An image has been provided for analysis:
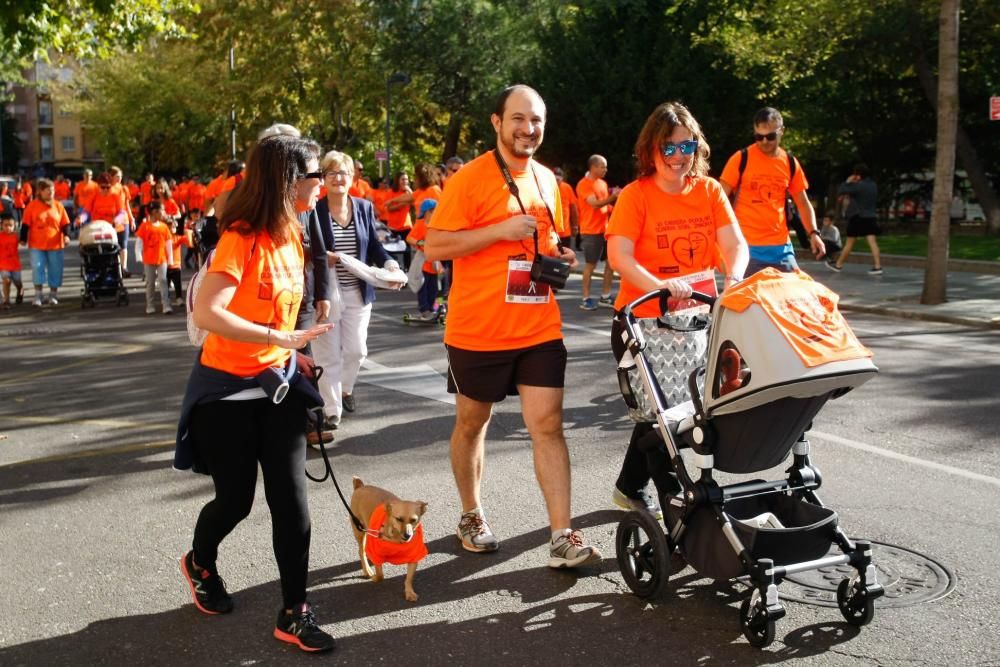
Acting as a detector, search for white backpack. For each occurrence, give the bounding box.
[186,249,215,347]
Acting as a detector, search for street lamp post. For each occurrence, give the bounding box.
[229,46,237,160]
[384,72,410,182]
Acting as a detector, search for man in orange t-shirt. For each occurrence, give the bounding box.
[348,160,373,200]
[552,167,578,248]
[425,84,600,570]
[575,155,619,310]
[719,107,825,275]
[74,169,99,221]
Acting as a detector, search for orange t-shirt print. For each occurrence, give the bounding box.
[606,176,734,319]
[576,176,610,235]
[430,151,564,351]
[199,229,305,377]
[0,233,20,271]
[719,144,808,247]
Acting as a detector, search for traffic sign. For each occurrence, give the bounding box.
[375,149,388,161]
[991,96,1000,121]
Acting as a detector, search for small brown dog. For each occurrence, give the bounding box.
[350,476,428,602]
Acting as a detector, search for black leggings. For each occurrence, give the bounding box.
[190,393,311,609]
[611,317,681,501]
[167,267,183,299]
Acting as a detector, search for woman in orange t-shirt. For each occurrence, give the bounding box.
[20,178,71,306]
[176,134,335,651]
[606,101,748,516]
[383,171,412,234]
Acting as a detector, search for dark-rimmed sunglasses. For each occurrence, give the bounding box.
[298,171,323,180]
[660,140,699,158]
[753,130,781,142]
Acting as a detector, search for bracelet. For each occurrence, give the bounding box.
[809,229,821,237]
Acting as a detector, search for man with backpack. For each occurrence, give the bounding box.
[720,107,825,275]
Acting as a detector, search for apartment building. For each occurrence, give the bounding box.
[8,60,103,179]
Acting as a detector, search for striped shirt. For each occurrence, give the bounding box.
[331,218,361,290]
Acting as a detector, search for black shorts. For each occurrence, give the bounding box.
[446,339,567,403]
[846,215,880,238]
[581,234,606,264]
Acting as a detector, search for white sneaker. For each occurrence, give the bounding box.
[163,307,174,315]
[48,296,59,306]
[146,307,156,315]
[549,529,602,569]
[32,296,43,307]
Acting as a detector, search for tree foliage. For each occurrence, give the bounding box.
[0,0,198,83]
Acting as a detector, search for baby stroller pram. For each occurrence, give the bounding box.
[79,220,129,308]
[613,269,883,648]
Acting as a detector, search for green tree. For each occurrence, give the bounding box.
[0,0,197,83]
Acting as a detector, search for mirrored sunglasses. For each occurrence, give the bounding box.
[661,140,699,158]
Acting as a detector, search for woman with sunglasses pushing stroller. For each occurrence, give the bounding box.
[607,101,748,520]
[607,102,884,647]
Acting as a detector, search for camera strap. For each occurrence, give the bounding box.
[492,148,564,259]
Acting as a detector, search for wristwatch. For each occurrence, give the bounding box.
[809,229,821,238]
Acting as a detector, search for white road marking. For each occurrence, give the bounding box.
[811,429,1000,489]
[359,359,454,405]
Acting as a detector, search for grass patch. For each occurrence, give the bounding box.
[851,231,1000,262]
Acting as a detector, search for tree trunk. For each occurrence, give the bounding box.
[442,111,462,162]
[916,38,1000,235]
[923,0,960,305]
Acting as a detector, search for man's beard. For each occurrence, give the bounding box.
[500,130,541,158]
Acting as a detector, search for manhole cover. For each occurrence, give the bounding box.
[779,540,955,608]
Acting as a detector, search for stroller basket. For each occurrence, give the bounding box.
[674,491,838,581]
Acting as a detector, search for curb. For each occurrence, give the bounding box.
[795,249,1000,275]
[838,302,1000,330]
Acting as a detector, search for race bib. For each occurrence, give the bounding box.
[505,259,550,304]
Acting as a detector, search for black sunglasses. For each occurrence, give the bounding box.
[753,130,781,142]
[298,171,323,180]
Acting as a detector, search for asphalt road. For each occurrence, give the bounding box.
[1,251,998,665]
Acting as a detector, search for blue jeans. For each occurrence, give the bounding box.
[30,248,65,288]
[417,271,438,312]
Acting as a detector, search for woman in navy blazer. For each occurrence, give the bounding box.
[312,151,401,428]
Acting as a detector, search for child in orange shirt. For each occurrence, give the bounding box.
[166,216,193,307]
[136,200,174,314]
[406,200,441,320]
[0,212,24,307]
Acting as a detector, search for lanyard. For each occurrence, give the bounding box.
[491,149,563,258]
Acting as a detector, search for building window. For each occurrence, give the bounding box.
[38,100,53,125]
[61,136,76,152]
[40,134,54,161]
[59,107,73,118]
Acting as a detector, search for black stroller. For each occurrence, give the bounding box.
[613,269,883,648]
[79,221,129,308]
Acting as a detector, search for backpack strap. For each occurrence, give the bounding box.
[730,147,749,204]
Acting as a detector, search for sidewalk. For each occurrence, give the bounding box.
[796,251,1000,329]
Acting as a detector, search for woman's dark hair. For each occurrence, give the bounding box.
[154,179,172,200]
[392,171,409,192]
[220,134,314,244]
[413,163,439,190]
[634,101,710,178]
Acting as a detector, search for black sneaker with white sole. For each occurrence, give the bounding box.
[181,551,233,615]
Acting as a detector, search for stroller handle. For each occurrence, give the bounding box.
[620,288,716,322]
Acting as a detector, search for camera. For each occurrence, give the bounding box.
[531,254,571,290]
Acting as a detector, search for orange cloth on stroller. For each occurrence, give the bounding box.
[364,504,428,566]
[719,269,872,368]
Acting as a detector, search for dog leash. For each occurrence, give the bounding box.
[304,410,380,538]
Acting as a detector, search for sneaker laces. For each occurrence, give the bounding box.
[460,513,485,533]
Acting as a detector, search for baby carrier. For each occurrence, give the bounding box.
[614,269,883,648]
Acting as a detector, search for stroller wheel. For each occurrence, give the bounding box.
[836,578,875,626]
[740,598,776,648]
[615,510,670,599]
